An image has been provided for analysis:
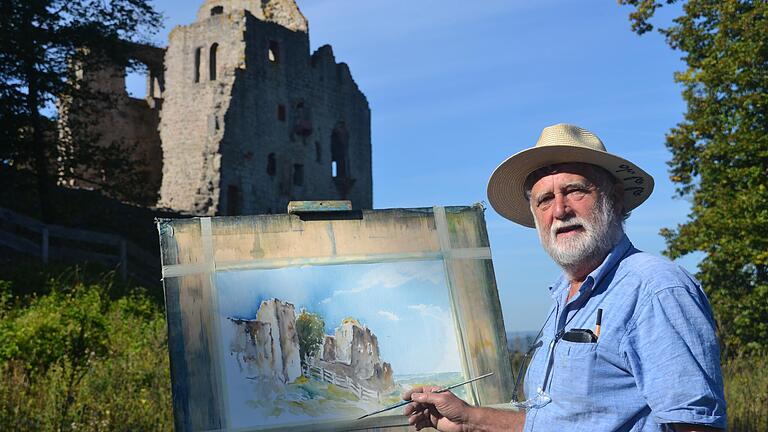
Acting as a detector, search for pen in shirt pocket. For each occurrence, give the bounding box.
[594,308,603,339]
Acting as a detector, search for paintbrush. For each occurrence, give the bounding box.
[356,371,494,420]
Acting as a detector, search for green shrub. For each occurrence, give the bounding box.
[0,268,172,431]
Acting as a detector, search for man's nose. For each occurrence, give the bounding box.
[552,193,571,220]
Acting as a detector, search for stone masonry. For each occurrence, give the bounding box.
[58,43,165,206]
[59,0,372,215]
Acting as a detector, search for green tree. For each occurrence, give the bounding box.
[619,0,768,355]
[0,0,161,219]
[296,310,325,368]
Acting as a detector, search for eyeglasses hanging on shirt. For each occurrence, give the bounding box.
[509,307,600,410]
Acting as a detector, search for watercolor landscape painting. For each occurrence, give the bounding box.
[214,260,466,429]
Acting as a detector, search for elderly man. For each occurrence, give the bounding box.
[403,124,726,431]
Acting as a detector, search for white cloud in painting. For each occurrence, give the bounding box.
[324,261,444,303]
[407,303,448,322]
[377,310,400,321]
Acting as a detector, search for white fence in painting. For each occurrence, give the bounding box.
[307,365,380,402]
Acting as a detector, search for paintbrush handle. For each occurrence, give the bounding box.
[357,372,494,420]
[435,372,494,393]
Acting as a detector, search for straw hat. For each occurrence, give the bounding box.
[487,123,654,227]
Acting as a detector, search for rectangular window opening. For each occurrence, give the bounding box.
[268,40,280,63]
[211,6,224,16]
[293,164,304,186]
[267,153,276,176]
[227,185,241,216]
[331,161,338,178]
[194,48,202,83]
[277,104,286,122]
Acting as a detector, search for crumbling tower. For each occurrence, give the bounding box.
[158,0,373,215]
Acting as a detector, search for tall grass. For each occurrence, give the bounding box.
[722,352,768,431]
[0,266,172,431]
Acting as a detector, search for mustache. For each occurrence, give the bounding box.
[549,217,589,238]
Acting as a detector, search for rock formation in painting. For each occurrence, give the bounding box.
[316,318,395,393]
[228,299,301,384]
[228,299,394,395]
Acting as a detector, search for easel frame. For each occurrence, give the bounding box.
[158,204,513,431]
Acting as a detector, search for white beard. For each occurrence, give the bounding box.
[535,192,624,277]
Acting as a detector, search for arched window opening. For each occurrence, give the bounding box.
[209,43,218,81]
[267,153,276,176]
[194,48,202,82]
[211,5,224,15]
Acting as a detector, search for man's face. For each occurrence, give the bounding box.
[528,163,621,273]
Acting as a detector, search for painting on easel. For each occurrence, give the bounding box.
[157,205,513,432]
[217,260,466,429]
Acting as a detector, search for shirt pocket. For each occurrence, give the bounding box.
[550,339,598,399]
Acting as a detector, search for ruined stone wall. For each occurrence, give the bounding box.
[58,49,164,206]
[160,0,372,215]
[157,12,246,214]
[255,299,301,383]
[196,0,308,32]
[228,318,278,380]
[216,13,372,215]
[318,319,394,393]
[64,0,372,214]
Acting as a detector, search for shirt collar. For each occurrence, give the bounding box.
[547,234,633,300]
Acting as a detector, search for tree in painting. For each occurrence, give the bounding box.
[296,310,325,369]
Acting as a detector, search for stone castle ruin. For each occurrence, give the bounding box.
[317,318,395,394]
[229,299,302,384]
[59,0,372,215]
[228,300,394,396]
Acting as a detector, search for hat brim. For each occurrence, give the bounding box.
[487,145,654,227]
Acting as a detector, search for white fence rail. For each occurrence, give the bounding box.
[308,365,380,402]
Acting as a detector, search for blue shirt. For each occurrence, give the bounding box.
[523,235,726,431]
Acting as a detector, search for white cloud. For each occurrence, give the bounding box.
[377,310,400,321]
[329,261,444,299]
[407,303,448,322]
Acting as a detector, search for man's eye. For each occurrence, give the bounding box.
[567,189,588,200]
[537,196,553,207]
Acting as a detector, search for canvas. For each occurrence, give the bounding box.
[158,205,513,431]
[217,261,467,429]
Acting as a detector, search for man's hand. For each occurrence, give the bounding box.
[402,386,471,432]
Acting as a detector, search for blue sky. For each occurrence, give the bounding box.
[130,1,701,332]
[216,260,463,375]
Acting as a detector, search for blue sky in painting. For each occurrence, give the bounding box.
[216,260,463,375]
[132,1,703,333]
